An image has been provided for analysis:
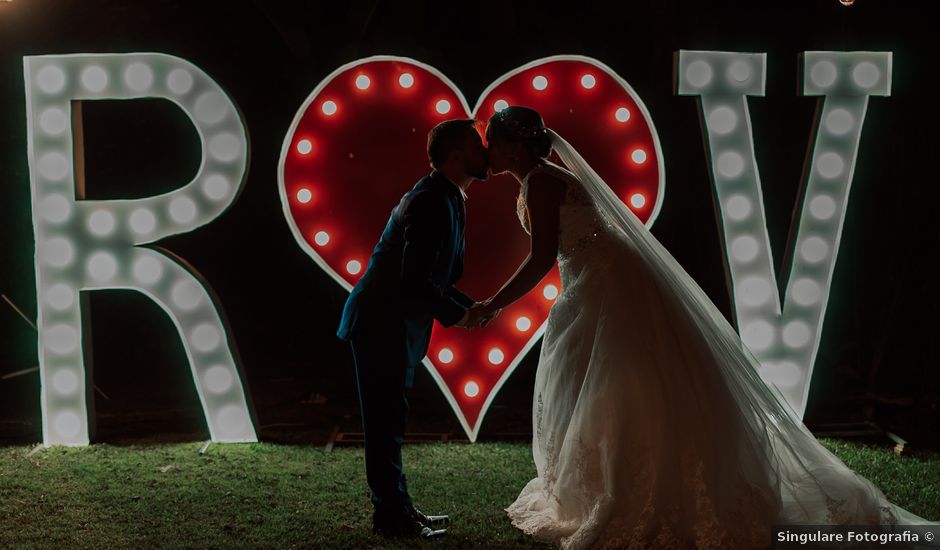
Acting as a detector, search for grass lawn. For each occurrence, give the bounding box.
[1,439,937,549]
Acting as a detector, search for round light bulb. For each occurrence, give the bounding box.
[203,174,231,201]
[191,323,221,352]
[543,284,559,300]
[81,65,108,93]
[54,411,81,438]
[800,236,829,263]
[728,61,752,83]
[630,148,647,165]
[169,197,197,224]
[194,92,230,124]
[167,68,193,95]
[133,256,163,285]
[810,61,838,88]
[88,210,116,236]
[296,188,313,204]
[816,152,844,179]
[129,208,156,235]
[296,139,313,155]
[217,405,248,435]
[36,65,66,94]
[53,370,79,394]
[629,193,646,209]
[39,108,68,136]
[783,321,811,348]
[686,60,713,87]
[809,195,836,220]
[824,108,854,135]
[735,276,773,306]
[708,106,737,135]
[725,194,752,221]
[742,321,775,352]
[88,252,118,282]
[731,235,760,262]
[124,62,154,92]
[791,278,822,306]
[39,194,71,223]
[852,62,880,88]
[717,151,745,178]
[204,365,234,394]
[171,279,204,311]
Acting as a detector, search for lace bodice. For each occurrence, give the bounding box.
[517,162,616,268]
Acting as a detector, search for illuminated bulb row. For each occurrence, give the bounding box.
[41,186,228,237]
[311,71,450,120]
[524,73,600,91]
[741,318,813,353]
[809,60,881,90]
[36,62,155,96]
[44,318,227,358]
[431,284,559,373]
[37,62,236,134]
[731,241,829,307]
[684,59,755,89]
[490,100,631,128]
[758,360,803,389]
[318,96,452,116]
[351,72,416,90]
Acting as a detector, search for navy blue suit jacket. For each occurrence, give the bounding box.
[336,170,475,367]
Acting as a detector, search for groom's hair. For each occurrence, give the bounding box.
[427,119,478,169]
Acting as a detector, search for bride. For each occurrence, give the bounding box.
[468,106,932,549]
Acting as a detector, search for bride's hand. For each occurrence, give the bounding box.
[479,299,501,327]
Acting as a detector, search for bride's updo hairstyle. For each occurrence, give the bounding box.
[486,106,553,159]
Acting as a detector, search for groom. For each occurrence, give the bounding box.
[336,119,495,539]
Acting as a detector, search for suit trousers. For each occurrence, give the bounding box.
[349,330,415,520]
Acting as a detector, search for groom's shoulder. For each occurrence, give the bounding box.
[401,178,449,215]
[413,171,445,191]
[406,173,447,199]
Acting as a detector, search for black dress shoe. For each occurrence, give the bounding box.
[373,517,447,539]
[410,506,451,529]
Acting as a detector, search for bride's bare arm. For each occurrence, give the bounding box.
[484,172,565,312]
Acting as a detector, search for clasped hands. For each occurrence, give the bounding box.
[456,298,501,329]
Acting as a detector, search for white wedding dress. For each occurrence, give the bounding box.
[505,132,933,549]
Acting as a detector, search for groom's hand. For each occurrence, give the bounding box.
[455,305,477,329]
[456,302,500,329]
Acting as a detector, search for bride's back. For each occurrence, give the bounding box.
[520,161,618,275]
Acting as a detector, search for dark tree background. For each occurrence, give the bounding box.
[0,0,937,446]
